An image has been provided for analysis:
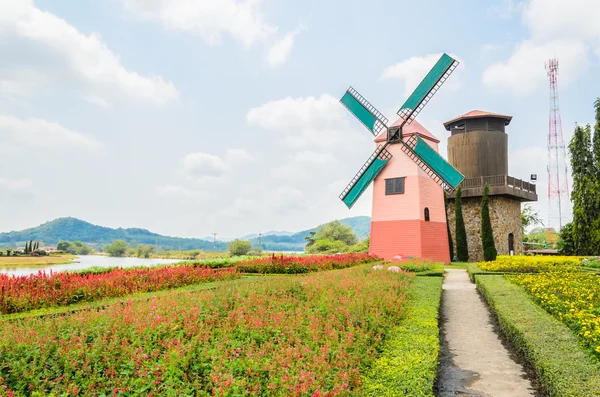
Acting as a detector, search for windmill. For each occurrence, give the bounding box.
[339,53,464,262]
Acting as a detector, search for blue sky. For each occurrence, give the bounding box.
[0,0,598,238]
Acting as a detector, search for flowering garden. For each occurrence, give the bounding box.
[0,265,429,396]
[234,252,379,274]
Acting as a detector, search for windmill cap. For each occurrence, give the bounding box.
[375,117,440,143]
[443,110,512,131]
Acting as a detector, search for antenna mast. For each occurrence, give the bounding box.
[546,58,570,241]
[212,232,218,250]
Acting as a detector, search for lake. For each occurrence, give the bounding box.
[0,255,184,277]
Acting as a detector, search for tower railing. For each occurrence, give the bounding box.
[459,175,537,194]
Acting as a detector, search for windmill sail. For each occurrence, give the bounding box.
[397,54,459,124]
[340,146,392,208]
[340,87,389,136]
[399,135,464,192]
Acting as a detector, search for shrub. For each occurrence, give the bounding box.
[0,265,238,314]
[477,255,583,273]
[481,184,497,261]
[227,239,252,256]
[362,277,442,396]
[454,187,469,262]
[235,253,380,274]
[105,240,127,257]
[477,275,600,396]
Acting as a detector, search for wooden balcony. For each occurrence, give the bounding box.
[446,174,538,202]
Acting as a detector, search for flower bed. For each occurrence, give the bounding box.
[235,253,380,274]
[0,265,239,314]
[0,266,413,396]
[508,271,600,358]
[477,255,583,273]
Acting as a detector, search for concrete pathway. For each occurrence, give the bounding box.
[435,269,536,397]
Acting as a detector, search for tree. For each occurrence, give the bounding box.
[313,221,358,246]
[521,204,543,233]
[454,187,469,262]
[228,239,252,256]
[569,123,596,255]
[444,193,454,261]
[558,222,575,255]
[105,240,128,257]
[304,231,317,248]
[480,184,497,261]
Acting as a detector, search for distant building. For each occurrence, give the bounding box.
[444,110,538,261]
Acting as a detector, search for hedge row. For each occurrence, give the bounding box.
[361,277,442,396]
[476,275,600,396]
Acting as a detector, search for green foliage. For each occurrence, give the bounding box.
[454,187,469,262]
[570,121,600,255]
[227,239,252,256]
[445,194,454,261]
[56,240,93,255]
[135,244,155,258]
[476,276,600,396]
[521,204,543,233]
[105,239,128,257]
[362,277,442,396]
[481,184,497,261]
[305,220,360,254]
[558,222,575,255]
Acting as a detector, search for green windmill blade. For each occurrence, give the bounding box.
[397,53,459,126]
[340,87,389,136]
[340,146,392,208]
[399,135,464,192]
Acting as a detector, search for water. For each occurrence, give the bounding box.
[0,255,184,277]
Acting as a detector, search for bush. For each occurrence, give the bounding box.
[228,239,252,256]
[235,253,380,274]
[481,184,497,261]
[477,275,600,396]
[454,187,469,262]
[105,240,127,257]
[477,255,583,273]
[362,277,442,396]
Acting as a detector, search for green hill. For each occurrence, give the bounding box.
[0,216,371,252]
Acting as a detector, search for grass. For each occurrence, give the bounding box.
[0,254,76,267]
[476,275,600,396]
[361,277,442,397]
[445,262,469,269]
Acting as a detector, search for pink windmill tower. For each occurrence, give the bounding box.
[338,54,464,263]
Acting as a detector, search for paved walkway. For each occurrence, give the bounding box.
[435,269,536,397]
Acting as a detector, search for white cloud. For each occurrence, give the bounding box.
[180,152,228,180]
[0,0,178,105]
[117,0,276,48]
[180,148,254,182]
[523,0,600,41]
[225,148,255,163]
[0,177,35,194]
[247,94,368,150]
[270,163,310,180]
[266,31,297,68]
[293,151,336,164]
[482,40,588,95]
[482,0,599,95]
[0,115,102,151]
[381,53,463,97]
[157,185,205,199]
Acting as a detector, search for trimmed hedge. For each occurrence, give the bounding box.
[476,275,600,396]
[361,277,442,396]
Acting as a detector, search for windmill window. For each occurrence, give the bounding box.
[385,177,405,195]
[424,207,430,221]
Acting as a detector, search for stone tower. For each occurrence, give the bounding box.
[443,110,537,261]
[369,118,451,263]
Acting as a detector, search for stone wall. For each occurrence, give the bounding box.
[446,196,522,262]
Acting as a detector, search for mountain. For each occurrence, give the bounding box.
[0,216,371,252]
[0,217,227,251]
[248,216,371,251]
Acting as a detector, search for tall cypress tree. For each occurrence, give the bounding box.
[444,193,454,261]
[481,184,497,261]
[455,187,469,262]
[569,123,595,255]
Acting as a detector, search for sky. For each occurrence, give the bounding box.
[0,0,599,238]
